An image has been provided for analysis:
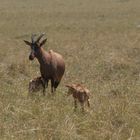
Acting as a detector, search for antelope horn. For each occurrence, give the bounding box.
[31,34,36,43]
[36,33,45,43]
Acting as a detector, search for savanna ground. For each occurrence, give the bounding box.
[0,0,140,139]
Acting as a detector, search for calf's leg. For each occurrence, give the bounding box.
[74,98,78,111]
[87,98,90,107]
[80,102,85,112]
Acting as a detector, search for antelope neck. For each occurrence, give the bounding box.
[36,48,46,65]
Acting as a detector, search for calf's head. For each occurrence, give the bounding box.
[65,84,77,96]
[24,34,47,60]
[29,77,43,93]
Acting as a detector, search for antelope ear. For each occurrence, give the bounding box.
[65,84,75,90]
[65,84,71,88]
[24,40,31,46]
[40,38,47,47]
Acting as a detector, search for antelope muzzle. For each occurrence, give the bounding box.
[29,53,35,60]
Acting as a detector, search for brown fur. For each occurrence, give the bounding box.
[65,84,90,111]
[24,34,65,95]
[29,76,44,93]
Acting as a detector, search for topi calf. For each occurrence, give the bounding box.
[29,76,44,94]
[65,83,90,112]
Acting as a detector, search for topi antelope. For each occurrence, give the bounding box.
[65,83,90,112]
[24,34,65,95]
[29,76,44,93]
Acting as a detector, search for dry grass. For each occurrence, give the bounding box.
[0,0,140,139]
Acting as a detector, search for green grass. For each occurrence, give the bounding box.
[0,0,140,139]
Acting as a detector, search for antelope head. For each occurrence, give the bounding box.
[24,33,47,60]
[65,84,76,96]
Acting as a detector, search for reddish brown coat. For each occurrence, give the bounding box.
[66,83,90,111]
[24,34,65,95]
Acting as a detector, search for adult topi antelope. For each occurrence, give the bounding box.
[24,34,65,95]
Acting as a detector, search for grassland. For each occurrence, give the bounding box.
[0,0,140,139]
